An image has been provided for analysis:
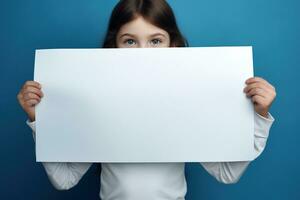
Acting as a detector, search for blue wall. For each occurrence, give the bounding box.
[1,0,299,199]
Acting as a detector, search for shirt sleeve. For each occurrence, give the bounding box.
[26,119,93,190]
[200,112,275,184]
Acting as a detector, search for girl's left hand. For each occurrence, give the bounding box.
[243,77,276,118]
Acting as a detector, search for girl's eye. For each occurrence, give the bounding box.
[124,39,136,46]
[150,39,162,46]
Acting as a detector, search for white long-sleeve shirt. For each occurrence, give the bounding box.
[26,112,274,200]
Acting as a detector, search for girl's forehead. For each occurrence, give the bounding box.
[117,16,169,37]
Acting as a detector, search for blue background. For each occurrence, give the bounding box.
[1,0,299,199]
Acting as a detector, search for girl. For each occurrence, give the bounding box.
[17,0,276,199]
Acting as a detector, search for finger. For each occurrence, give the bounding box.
[23,81,42,90]
[17,92,23,100]
[25,99,39,106]
[23,92,41,102]
[245,77,267,84]
[246,87,268,98]
[245,77,274,89]
[251,95,266,105]
[23,86,44,98]
[244,82,273,94]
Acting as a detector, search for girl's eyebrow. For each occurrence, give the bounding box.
[148,33,167,38]
[119,33,136,38]
[119,33,167,38]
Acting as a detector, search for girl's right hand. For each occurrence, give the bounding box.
[17,81,44,122]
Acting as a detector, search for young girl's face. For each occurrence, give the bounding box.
[116,16,171,48]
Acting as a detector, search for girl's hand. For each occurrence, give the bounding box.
[244,77,276,118]
[17,81,44,122]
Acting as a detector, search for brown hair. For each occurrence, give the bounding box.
[102,0,188,48]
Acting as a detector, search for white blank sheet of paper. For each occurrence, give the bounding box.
[34,47,254,162]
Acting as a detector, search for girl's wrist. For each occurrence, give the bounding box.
[28,115,35,122]
[257,110,269,118]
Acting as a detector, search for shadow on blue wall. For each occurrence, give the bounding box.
[1,0,299,199]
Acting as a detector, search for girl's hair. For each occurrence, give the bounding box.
[102,0,188,48]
